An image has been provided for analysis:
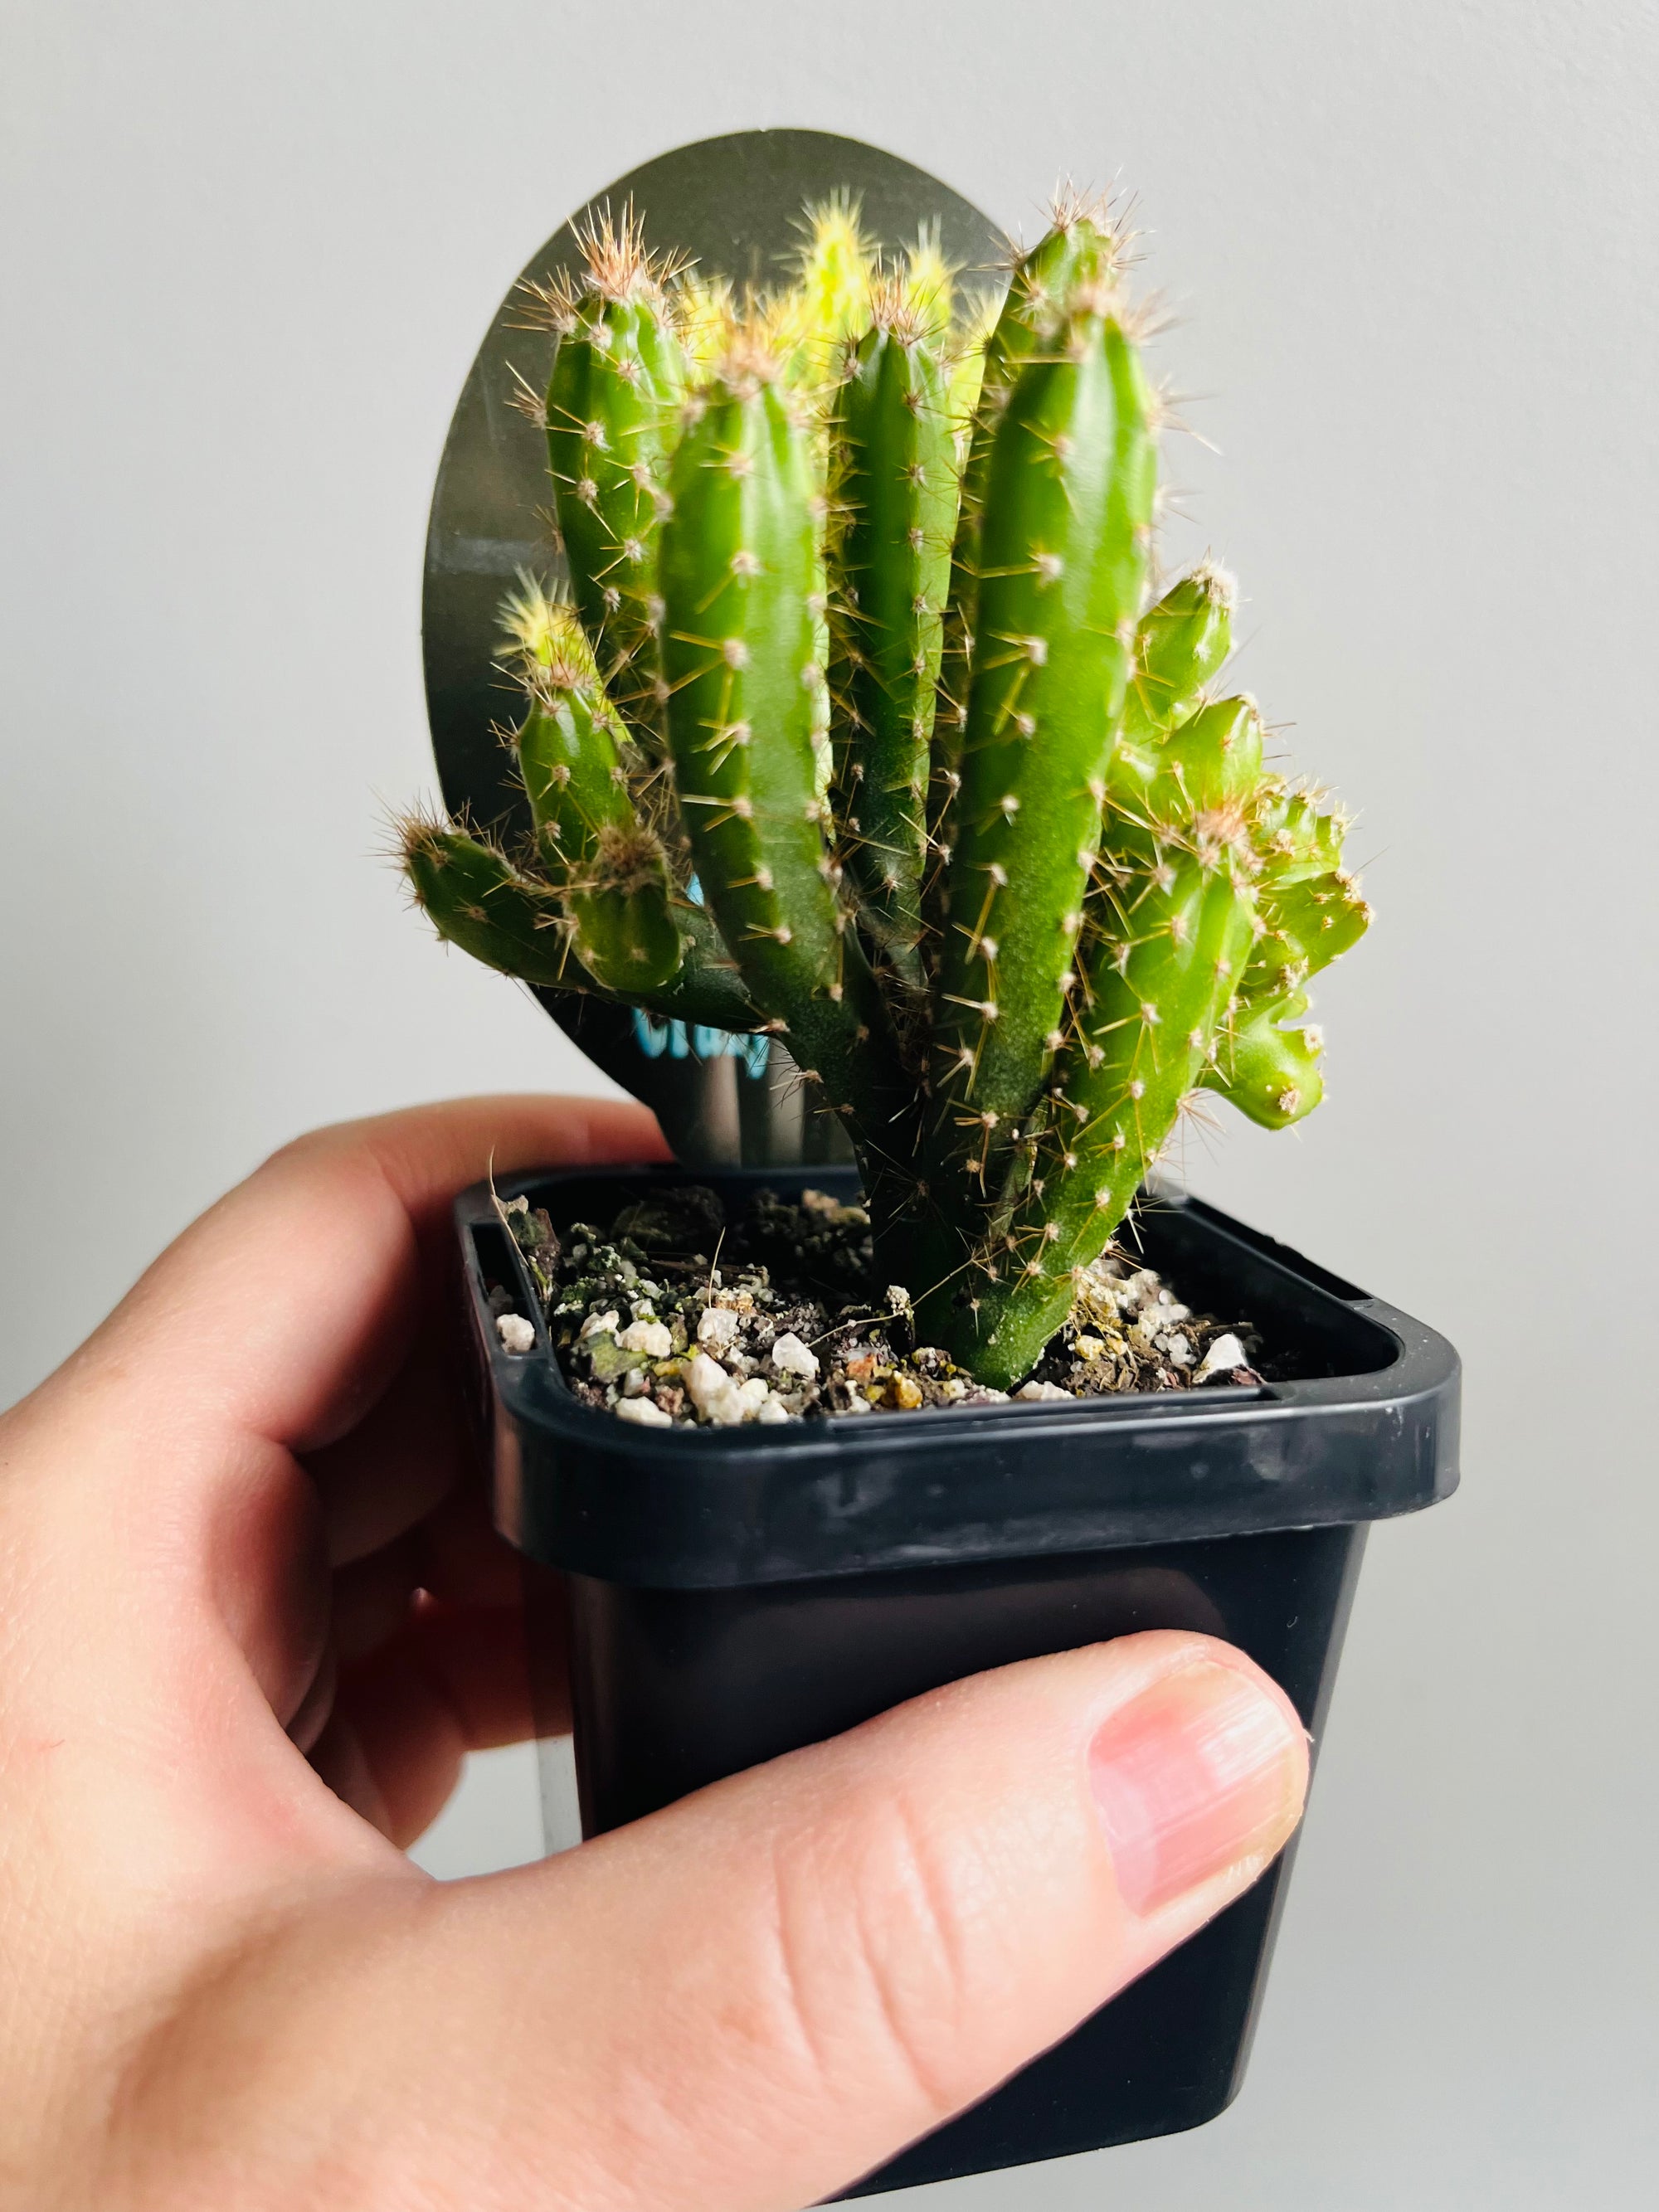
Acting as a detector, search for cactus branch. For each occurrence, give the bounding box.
[933,203,1125,784]
[504,595,681,994]
[825,299,955,984]
[928,852,1257,1384]
[1210,987,1326,1127]
[927,289,1155,1169]
[543,216,685,737]
[401,816,760,1033]
[659,343,905,1148]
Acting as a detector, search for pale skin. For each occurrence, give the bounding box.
[0,1097,1309,2211]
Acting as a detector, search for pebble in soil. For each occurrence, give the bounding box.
[490,1186,1262,1431]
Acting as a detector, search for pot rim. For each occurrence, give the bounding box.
[458,1164,1461,1587]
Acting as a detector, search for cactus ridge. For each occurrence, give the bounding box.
[402,187,1371,1387]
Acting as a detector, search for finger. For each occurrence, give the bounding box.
[120,1632,1308,2211]
[311,1599,542,1844]
[44,1093,667,1459]
[407,1482,526,1612]
[311,1379,535,1575]
[331,1538,424,1663]
[304,1339,468,1567]
[0,1098,653,1822]
[332,1490,527,1659]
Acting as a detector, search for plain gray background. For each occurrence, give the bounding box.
[3,1,1656,2204]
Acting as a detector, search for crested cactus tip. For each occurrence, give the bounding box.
[402,177,1370,1388]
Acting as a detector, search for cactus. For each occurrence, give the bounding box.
[401,192,1370,1388]
[521,207,685,741]
[925,285,1155,1182]
[825,279,956,986]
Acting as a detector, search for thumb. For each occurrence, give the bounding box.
[120,1631,1308,2211]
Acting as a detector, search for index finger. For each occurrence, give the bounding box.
[46,1093,668,1456]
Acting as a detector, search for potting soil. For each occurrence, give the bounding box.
[492,1184,1261,1430]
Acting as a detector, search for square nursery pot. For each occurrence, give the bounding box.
[457,1164,1459,2199]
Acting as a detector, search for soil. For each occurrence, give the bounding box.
[490,1184,1262,1430]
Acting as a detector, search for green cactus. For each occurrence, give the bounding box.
[926,286,1155,1185]
[825,281,956,986]
[402,816,758,1033]
[401,192,1371,1388]
[1116,562,1236,761]
[656,335,898,1137]
[1200,780,1371,1132]
[933,197,1124,775]
[527,207,687,739]
[503,589,682,993]
[922,707,1262,1378]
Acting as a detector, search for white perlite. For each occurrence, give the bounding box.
[494,1313,536,1354]
[684,1350,770,1426]
[683,1349,731,1415]
[578,1308,620,1342]
[696,1305,742,1351]
[618,1318,672,1357]
[721,1378,772,1425]
[615,1395,673,1427]
[1194,1331,1249,1383]
[1015,1379,1072,1403]
[770,1331,820,1379]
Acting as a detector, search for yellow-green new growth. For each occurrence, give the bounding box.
[401,188,1371,1388]
[505,588,680,993]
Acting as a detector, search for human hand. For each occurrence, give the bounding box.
[0,1097,1309,2211]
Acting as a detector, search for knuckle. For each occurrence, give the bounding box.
[765,1787,976,2125]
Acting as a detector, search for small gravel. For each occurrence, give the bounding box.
[489,1186,1262,1432]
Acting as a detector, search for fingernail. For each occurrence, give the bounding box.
[1089,1660,1306,1918]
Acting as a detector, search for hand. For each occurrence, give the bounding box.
[0,1097,1309,2212]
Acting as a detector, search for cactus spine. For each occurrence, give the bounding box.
[402,192,1371,1388]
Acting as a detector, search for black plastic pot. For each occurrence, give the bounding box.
[458,1164,1459,2198]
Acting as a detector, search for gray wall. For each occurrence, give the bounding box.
[4,3,1656,2203]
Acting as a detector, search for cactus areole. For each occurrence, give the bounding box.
[403,190,1371,1392]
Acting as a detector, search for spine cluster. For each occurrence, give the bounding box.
[402,192,1371,1388]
